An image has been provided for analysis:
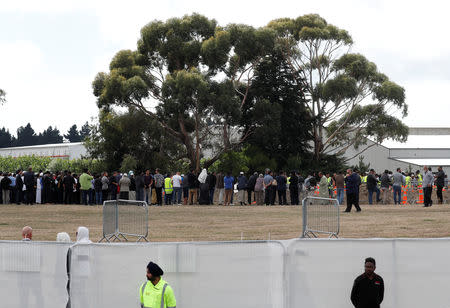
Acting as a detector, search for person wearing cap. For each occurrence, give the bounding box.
[140,261,176,308]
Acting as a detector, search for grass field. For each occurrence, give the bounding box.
[1,203,450,242]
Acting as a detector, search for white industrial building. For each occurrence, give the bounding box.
[344,127,450,174]
[0,142,87,159]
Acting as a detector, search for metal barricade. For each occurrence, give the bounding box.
[99,200,149,242]
[301,196,340,238]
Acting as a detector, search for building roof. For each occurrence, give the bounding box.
[0,142,84,150]
[382,135,450,149]
[395,158,450,167]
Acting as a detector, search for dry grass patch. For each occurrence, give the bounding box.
[1,203,450,242]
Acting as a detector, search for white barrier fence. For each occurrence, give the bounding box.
[2,238,450,307]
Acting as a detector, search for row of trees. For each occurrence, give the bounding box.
[91,13,408,173]
[0,122,91,148]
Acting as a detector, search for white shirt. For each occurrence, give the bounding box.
[172,174,182,188]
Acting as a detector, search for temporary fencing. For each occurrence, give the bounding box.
[99,200,149,242]
[302,196,340,238]
[3,238,450,307]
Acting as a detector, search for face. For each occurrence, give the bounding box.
[364,261,375,276]
[146,269,156,282]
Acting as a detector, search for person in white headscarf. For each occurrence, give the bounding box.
[198,169,207,184]
[76,226,92,244]
[56,232,71,242]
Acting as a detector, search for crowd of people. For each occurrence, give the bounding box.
[0,165,447,210]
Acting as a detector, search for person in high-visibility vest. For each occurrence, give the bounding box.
[405,174,411,188]
[140,262,176,308]
[416,171,423,186]
[164,174,173,205]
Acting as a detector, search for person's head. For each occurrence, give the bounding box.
[176,171,180,175]
[370,169,375,174]
[76,226,92,243]
[28,167,32,172]
[423,165,428,172]
[83,168,88,174]
[155,168,160,174]
[239,171,244,176]
[146,261,164,283]
[259,174,263,178]
[123,173,128,177]
[438,166,443,171]
[346,169,352,175]
[145,169,150,175]
[396,168,401,173]
[22,226,32,240]
[364,257,376,276]
[226,171,231,176]
[56,232,71,242]
[113,171,118,176]
[318,172,323,177]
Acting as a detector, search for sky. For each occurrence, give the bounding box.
[0,0,449,136]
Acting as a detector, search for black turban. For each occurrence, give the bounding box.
[147,262,164,276]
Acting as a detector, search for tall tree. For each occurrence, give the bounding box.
[85,108,183,172]
[16,123,37,146]
[37,126,63,144]
[64,125,82,142]
[79,122,91,140]
[268,14,408,163]
[243,49,312,170]
[0,89,5,105]
[92,13,275,171]
[0,127,13,148]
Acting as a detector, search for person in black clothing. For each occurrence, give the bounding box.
[435,166,445,204]
[1,173,12,204]
[109,171,118,201]
[42,172,53,204]
[366,169,380,205]
[15,170,24,205]
[23,167,35,205]
[351,257,384,308]
[289,171,299,205]
[63,172,75,204]
[207,172,216,204]
[247,172,257,205]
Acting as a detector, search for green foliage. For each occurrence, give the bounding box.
[268,14,408,162]
[92,13,277,171]
[0,155,51,172]
[120,154,137,174]
[85,108,182,173]
[208,151,249,175]
[0,156,107,174]
[351,156,371,174]
[0,89,6,105]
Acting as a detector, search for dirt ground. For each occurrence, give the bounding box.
[1,202,450,242]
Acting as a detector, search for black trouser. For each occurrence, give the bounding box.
[25,185,34,204]
[345,193,361,212]
[102,190,109,202]
[290,187,299,205]
[265,187,273,205]
[424,186,433,206]
[155,187,163,205]
[247,189,253,204]
[64,189,72,204]
[277,189,287,205]
[16,188,23,204]
[436,184,443,203]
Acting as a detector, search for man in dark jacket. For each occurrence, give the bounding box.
[247,172,257,205]
[366,169,380,205]
[15,170,23,205]
[344,169,361,212]
[435,166,445,204]
[207,172,216,204]
[351,257,384,308]
[289,171,299,205]
[23,167,35,205]
[237,172,248,205]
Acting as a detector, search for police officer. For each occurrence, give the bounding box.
[351,257,384,308]
[140,262,176,308]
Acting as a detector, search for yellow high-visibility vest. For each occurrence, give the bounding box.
[164,177,173,194]
[140,278,176,308]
